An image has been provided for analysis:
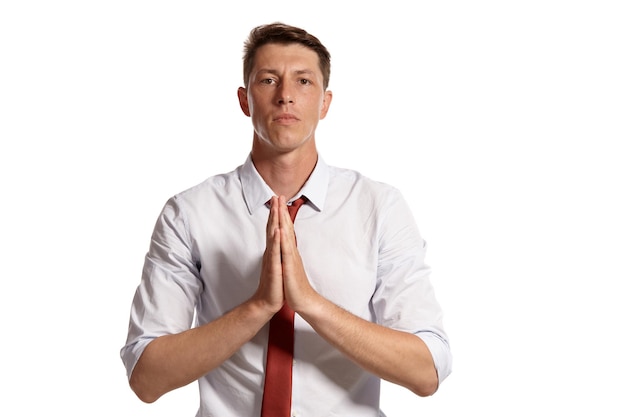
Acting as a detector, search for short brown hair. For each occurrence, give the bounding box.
[242,22,331,90]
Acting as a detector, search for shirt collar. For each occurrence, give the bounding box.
[240,153,329,215]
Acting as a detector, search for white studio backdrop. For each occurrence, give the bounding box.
[1,1,625,416]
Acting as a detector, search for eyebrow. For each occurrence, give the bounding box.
[256,69,316,77]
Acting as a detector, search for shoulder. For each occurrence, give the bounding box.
[327,164,402,200]
[171,166,241,204]
[322,163,411,224]
[153,167,243,225]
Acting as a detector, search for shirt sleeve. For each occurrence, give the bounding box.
[119,196,202,379]
[371,188,452,383]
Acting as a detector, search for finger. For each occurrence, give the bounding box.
[277,196,295,236]
[271,222,282,266]
[258,216,285,310]
[268,197,283,282]
[280,225,309,310]
[266,196,279,246]
[279,204,299,272]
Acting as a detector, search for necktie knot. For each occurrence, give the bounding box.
[287,196,307,222]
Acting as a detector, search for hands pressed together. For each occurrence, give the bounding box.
[255,195,319,317]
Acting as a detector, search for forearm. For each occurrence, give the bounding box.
[130,299,274,403]
[299,295,439,397]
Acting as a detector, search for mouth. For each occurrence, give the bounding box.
[273,114,299,123]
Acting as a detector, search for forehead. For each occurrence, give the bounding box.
[253,43,321,73]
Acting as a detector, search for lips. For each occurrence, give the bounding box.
[273,113,299,122]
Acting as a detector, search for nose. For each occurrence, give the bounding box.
[276,83,294,105]
[278,96,293,105]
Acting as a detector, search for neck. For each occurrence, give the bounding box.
[251,145,318,200]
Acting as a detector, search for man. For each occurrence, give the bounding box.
[121,22,451,416]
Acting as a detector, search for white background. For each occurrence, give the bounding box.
[1,1,625,416]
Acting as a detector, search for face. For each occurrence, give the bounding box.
[238,43,332,156]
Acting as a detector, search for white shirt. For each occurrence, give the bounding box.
[121,155,451,417]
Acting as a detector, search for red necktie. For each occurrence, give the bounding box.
[260,197,306,417]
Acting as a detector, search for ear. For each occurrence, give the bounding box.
[237,87,250,117]
[319,90,333,120]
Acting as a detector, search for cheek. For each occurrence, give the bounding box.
[251,112,271,136]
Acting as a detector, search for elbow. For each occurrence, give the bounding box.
[129,369,163,404]
[408,365,439,397]
[131,387,161,404]
[410,376,439,397]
